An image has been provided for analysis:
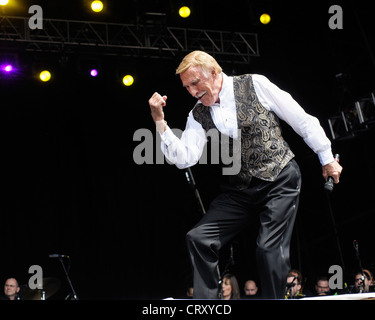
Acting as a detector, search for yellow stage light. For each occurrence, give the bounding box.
[0,0,9,6]
[122,75,134,86]
[179,6,191,18]
[91,1,103,13]
[260,13,271,25]
[39,70,51,82]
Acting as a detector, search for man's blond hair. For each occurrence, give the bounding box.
[176,51,222,77]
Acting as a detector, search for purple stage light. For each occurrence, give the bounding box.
[1,64,14,72]
[90,69,98,77]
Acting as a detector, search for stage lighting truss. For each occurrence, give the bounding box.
[328,92,375,140]
[0,16,259,64]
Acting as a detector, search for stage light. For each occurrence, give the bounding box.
[90,69,98,77]
[91,1,103,13]
[260,13,271,24]
[260,13,271,25]
[39,70,51,82]
[122,75,134,86]
[179,6,191,18]
[0,0,10,6]
[1,64,13,72]
[0,63,18,79]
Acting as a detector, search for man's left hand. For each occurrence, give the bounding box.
[322,160,343,184]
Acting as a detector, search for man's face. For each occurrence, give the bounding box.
[4,279,19,298]
[315,280,330,294]
[180,66,222,107]
[244,282,257,295]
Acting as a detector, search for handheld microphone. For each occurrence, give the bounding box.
[49,254,69,258]
[324,154,340,193]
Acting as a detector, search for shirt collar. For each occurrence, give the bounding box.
[215,72,233,108]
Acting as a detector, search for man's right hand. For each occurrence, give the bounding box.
[149,92,167,122]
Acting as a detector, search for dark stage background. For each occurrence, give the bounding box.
[1,0,374,299]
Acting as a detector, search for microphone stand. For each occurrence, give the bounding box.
[185,168,206,214]
[184,167,228,298]
[324,154,345,271]
[222,245,235,275]
[219,243,235,298]
[58,257,79,300]
[353,241,366,293]
[325,192,345,270]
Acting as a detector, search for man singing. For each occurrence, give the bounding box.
[148,51,342,299]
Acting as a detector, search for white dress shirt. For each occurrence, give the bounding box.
[159,73,334,169]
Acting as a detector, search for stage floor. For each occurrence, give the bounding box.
[302,292,375,300]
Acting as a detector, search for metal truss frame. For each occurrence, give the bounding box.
[328,92,375,140]
[0,16,259,64]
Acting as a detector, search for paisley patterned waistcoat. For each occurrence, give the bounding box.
[192,74,294,190]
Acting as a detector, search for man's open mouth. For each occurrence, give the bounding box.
[197,92,206,99]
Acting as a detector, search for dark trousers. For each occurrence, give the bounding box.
[186,160,302,299]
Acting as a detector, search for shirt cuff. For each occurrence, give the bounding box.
[318,148,335,166]
[158,126,174,146]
